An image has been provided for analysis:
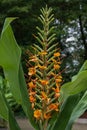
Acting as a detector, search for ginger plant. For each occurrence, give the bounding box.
[27,6,62,130]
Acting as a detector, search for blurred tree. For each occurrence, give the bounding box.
[0,0,87,82]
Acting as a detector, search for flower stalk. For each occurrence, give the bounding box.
[27,6,62,130]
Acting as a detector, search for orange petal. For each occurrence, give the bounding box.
[28,82,36,89]
[48,103,59,111]
[29,55,38,62]
[40,80,48,86]
[41,91,47,100]
[29,95,36,103]
[44,113,51,119]
[28,67,36,75]
[55,78,62,83]
[38,65,46,70]
[40,51,47,55]
[34,109,42,119]
[54,64,60,69]
[54,52,60,57]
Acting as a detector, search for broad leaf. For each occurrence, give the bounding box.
[0,91,21,130]
[61,70,87,100]
[66,91,87,130]
[79,60,87,72]
[72,60,87,81]
[0,18,21,103]
[0,18,39,130]
[52,94,80,130]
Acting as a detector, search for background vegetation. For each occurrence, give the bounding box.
[0,0,87,83]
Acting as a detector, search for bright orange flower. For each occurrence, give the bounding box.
[29,55,38,62]
[56,83,60,87]
[34,109,42,119]
[55,93,60,98]
[29,95,36,103]
[28,82,36,89]
[40,80,48,86]
[29,91,36,96]
[52,87,60,93]
[54,52,60,57]
[58,75,62,79]
[44,113,51,119]
[54,64,60,69]
[48,103,59,111]
[50,72,55,76]
[51,58,57,63]
[41,91,47,100]
[40,51,47,55]
[38,65,46,70]
[52,87,60,98]
[55,78,62,83]
[28,67,36,75]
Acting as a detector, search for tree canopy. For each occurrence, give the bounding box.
[0,0,87,81]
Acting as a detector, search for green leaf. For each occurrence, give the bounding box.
[52,94,80,130]
[61,70,87,100]
[8,110,21,130]
[18,64,39,130]
[0,91,21,130]
[0,18,21,103]
[79,60,87,72]
[72,60,87,81]
[66,91,87,130]
[0,18,39,130]
[0,91,8,120]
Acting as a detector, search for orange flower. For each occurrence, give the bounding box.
[55,75,62,84]
[29,55,38,62]
[40,80,48,86]
[58,75,62,79]
[56,83,60,87]
[55,93,60,98]
[55,78,62,83]
[48,103,59,111]
[52,87,60,93]
[51,58,57,63]
[38,65,46,70]
[54,64,60,69]
[54,52,60,57]
[29,95,36,103]
[28,67,36,75]
[44,113,51,119]
[40,51,47,55]
[28,82,36,89]
[41,91,47,100]
[29,91,36,96]
[52,87,60,98]
[34,109,42,119]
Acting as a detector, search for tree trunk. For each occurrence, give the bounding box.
[79,15,87,60]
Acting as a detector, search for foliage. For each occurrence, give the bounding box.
[0,0,87,82]
[0,76,20,111]
[0,6,87,130]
